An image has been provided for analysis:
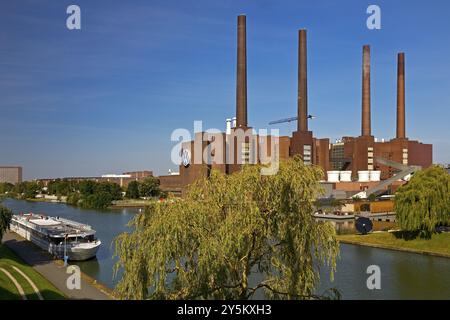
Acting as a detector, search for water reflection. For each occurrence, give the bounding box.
[73,258,101,279]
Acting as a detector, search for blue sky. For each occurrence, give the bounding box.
[1,0,449,180]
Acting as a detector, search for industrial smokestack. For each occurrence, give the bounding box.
[361,45,371,137]
[396,52,406,139]
[236,15,247,128]
[298,29,308,132]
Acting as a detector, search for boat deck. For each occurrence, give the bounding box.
[13,214,95,237]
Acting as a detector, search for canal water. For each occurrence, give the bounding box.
[2,198,449,299]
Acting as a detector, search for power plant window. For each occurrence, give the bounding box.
[241,142,250,164]
[303,145,312,164]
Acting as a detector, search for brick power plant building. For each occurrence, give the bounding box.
[160,15,432,195]
[328,47,432,182]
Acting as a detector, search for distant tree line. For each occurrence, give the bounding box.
[65,180,123,209]
[0,177,164,210]
[0,181,41,199]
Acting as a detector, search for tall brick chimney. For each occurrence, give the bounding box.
[298,29,308,132]
[236,15,247,128]
[290,29,314,162]
[361,45,371,137]
[396,52,406,139]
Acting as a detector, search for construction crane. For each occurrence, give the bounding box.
[268,115,315,125]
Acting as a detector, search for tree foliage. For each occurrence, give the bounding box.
[126,181,140,199]
[126,178,162,199]
[94,182,123,200]
[12,181,40,199]
[138,177,161,198]
[395,166,450,234]
[47,179,76,196]
[66,192,82,206]
[114,156,339,300]
[0,183,14,194]
[48,180,123,209]
[78,180,96,197]
[0,206,12,240]
[82,192,114,209]
[73,182,123,209]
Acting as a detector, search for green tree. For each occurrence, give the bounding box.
[66,192,82,206]
[79,180,96,197]
[395,166,450,235]
[111,183,123,200]
[0,206,12,240]
[13,181,40,199]
[82,192,114,210]
[59,180,123,209]
[126,181,140,199]
[0,183,14,194]
[25,182,40,199]
[95,182,122,201]
[12,182,26,195]
[138,177,160,198]
[114,157,339,300]
[47,179,74,196]
[159,190,168,199]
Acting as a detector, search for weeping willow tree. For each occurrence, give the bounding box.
[114,156,339,300]
[395,166,450,234]
[0,205,12,240]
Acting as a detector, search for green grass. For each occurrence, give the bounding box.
[111,199,157,207]
[337,232,450,257]
[0,244,66,300]
[0,268,19,300]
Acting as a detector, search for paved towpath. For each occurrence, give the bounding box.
[2,232,113,300]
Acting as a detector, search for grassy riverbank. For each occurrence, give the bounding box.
[337,232,450,258]
[0,244,66,300]
[111,199,157,208]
